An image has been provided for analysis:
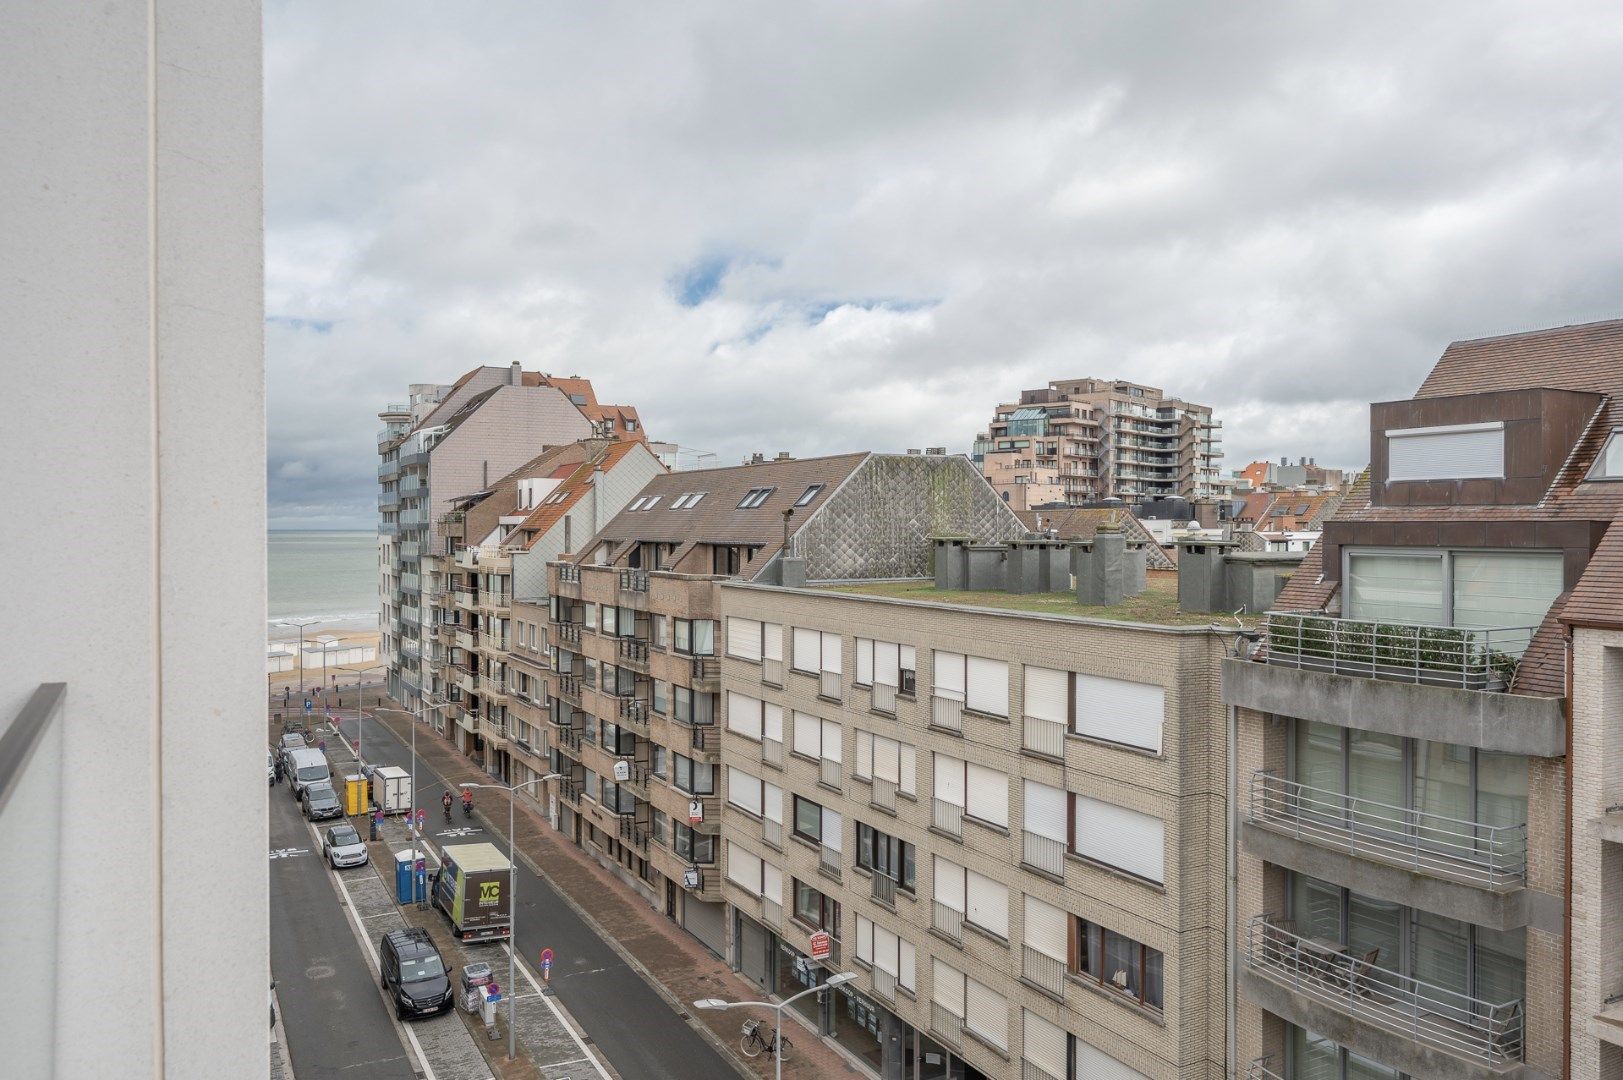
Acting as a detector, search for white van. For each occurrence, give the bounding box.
[286,747,331,799]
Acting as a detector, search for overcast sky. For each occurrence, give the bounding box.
[267,1,1623,528]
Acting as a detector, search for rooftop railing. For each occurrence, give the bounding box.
[618,569,649,593]
[1245,914,1524,1066]
[1250,771,1527,888]
[1264,611,1536,691]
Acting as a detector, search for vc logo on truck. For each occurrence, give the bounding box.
[479,881,502,903]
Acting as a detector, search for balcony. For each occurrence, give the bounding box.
[1021,830,1064,878]
[1021,945,1065,1000]
[453,587,479,613]
[870,870,897,908]
[761,658,784,688]
[618,815,650,853]
[616,637,650,668]
[932,799,963,838]
[819,757,841,790]
[1022,715,1064,758]
[556,564,582,586]
[453,669,480,696]
[818,844,842,881]
[1245,1059,1284,1080]
[480,590,510,616]
[690,656,720,689]
[555,727,583,755]
[617,695,649,728]
[818,670,841,701]
[1246,771,1531,930]
[762,816,782,849]
[1263,612,1535,692]
[761,736,783,769]
[870,777,898,814]
[555,674,582,703]
[930,695,963,734]
[870,681,897,715]
[556,621,581,645]
[378,490,399,510]
[618,569,649,593]
[1242,915,1523,1074]
[933,902,963,942]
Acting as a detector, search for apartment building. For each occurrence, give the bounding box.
[1223,319,1623,1080]
[717,581,1234,1080]
[535,453,1023,960]
[378,364,644,714]
[425,438,665,769]
[973,379,1223,506]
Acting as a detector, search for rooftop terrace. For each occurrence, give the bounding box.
[812,570,1259,628]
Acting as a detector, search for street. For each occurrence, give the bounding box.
[268,771,416,1080]
[336,712,738,1080]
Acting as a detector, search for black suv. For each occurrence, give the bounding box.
[379,928,453,1019]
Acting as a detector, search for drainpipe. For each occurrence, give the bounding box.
[1564,630,1574,1080]
[1227,700,1238,1080]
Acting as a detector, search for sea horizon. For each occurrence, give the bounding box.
[268,529,379,629]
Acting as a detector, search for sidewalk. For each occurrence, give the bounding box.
[369,707,864,1080]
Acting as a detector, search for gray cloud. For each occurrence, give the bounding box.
[267,0,1623,527]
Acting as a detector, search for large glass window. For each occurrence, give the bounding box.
[1345,549,1562,634]
[1346,553,1444,624]
[793,796,824,843]
[1071,917,1163,1011]
[856,822,916,892]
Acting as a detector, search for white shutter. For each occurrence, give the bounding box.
[900,645,916,672]
[873,736,900,783]
[964,978,1007,1051]
[966,762,1008,827]
[762,703,783,743]
[1024,895,1067,961]
[873,924,900,976]
[727,844,762,893]
[1024,666,1069,723]
[762,623,783,662]
[935,651,965,698]
[822,808,843,852]
[855,731,873,779]
[934,857,965,911]
[1024,779,1067,843]
[966,870,1008,937]
[761,862,783,903]
[966,656,1009,716]
[792,627,820,672]
[1073,794,1164,884]
[1387,422,1504,481]
[1074,674,1163,753]
[899,938,916,990]
[935,754,966,807]
[856,640,874,686]
[1023,1011,1068,1079]
[763,782,783,823]
[727,618,762,661]
[856,914,874,963]
[820,633,842,674]
[875,641,900,686]
[793,712,820,758]
[1074,1041,1151,1080]
[933,960,965,1012]
[727,692,762,740]
[900,745,917,795]
[821,718,841,763]
[728,769,762,816]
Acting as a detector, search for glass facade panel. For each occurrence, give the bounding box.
[1296,720,1345,796]
[1292,874,1341,940]
[1451,552,1562,630]
[1348,729,1405,831]
[1476,751,1529,833]
[1346,553,1445,624]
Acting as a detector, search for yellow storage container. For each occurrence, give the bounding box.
[344,775,370,816]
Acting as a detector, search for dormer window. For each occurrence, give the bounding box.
[1587,430,1623,480]
[737,487,774,509]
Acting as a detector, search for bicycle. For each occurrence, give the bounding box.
[740,1019,793,1062]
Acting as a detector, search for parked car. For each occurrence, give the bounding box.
[267,749,276,786]
[285,747,331,798]
[278,732,307,752]
[301,782,342,821]
[323,823,368,869]
[380,927,454,1020]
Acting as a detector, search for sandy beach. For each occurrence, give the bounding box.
[266,624,383,693]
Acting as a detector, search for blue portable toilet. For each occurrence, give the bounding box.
[394,850,414,904]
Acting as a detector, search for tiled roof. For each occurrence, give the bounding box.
[586,452,871,552]
[1417,318,1623,398]
[1514,591,1569,696]
[1014,507,1176,570]
[1561,516,1623,630]
[503,440,650,551]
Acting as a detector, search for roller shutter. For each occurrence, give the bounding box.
[935,754,965,807]
[856,732,873,779]
[761,862,783,904]
[1023,1011,1068,1080]
[762,623,783,662]
[727,844,762,893]
[1387,422,1504,481]
[934,857,965,911]
[762,782,783,824]
[933,960,965,1012]
[1024,895,1067,961]
[762,703,783,743]
[966,762,1008,827]
[728,769,762,816]
[1074,674,1163,753]
[935,652,965,699]
[792,627,820,671]
[820,633,842,674]
[727,618,762,661]
[1073,794,1164,884]
[965,870,1008,937]
[727,692,762,740]
[1024,666,1069,723]
[1074,1041,1150,1080]
[1024,779,1067,843]
[793,712,820,758]
[856,640,874,685]
[966,656,1009,716]
[964,977,1007,1050]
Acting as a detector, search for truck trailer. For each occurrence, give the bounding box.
[431,842,512,943]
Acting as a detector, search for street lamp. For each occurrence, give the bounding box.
[411,696,456,910]
[338,662,385,774]
[459,773,563,1062]
[275,617,323,694]
[694,970,857,1080]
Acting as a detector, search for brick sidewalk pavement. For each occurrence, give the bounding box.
[368,708,865,1080]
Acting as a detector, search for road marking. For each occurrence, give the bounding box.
[436,826,482,838]
[270,847,309,859]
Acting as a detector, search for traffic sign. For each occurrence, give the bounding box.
[540,948,554,964]
[304,699,313,713]
[809,930,832,961]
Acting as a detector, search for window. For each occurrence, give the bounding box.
[737,486,775,509]
[932,961,1008,1052]
[934,857,1007,938]
[652,615,667,649]
[725,617,783,663]
[673,687,717,726]
[651,809,667,845]
[673,823,713,863]
[651,745,668,780]
[854,638,918,693]
[792,712,840,764]
[1070,794,1164,884]
[854,731,916,795]
[933,754,1007,828]
[793,878,840,933]
[601,605,617,636]
[793,484,824,508]
[857,822,916,891]
[673,619,715,655]
[639,495,661,511]
[724,843,782,900]
[934,651,1008,716]
[791,627,842,675]
[673,754,714,795]
[1386,422,1504,481]
[793,795,824,843]
[652,679,669,715]
[1025,665,1164,753]
[1071,916,1164,1011]
[1588,431,1623,480]
[727,767,764,817]
[854,915,915,992]
[670,492,707,510]
[1344,549,1563,636]
[1023,1011,1068,1080]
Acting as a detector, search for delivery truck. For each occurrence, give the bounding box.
[370,765,411,815]
[431,842,513,943]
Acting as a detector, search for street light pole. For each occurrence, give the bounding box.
[412,697,454,910]
[339,663,384,774]
[275,617,322,695]
[461,774,563,1062]
[694,971,857,1080]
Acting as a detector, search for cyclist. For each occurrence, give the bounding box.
[461,787,473,818]
[441,790,453,823]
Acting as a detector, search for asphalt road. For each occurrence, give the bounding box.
[338,712,737,1080]
[268,775,416,1080]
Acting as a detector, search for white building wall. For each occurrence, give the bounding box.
[1,2,265,1077]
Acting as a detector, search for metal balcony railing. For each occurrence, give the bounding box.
[931,695,963,733]
[871,967,897,1003]
[1246,1057,1285,1080]
[762,817,782,849]
[818,671,842,701]
[760,895,782,928]
[761,736,783,768]
[819,844,842,881]
[1021,945,1065,999]
[556,565,581,585]
[931,1003,963,1049]
[618,815,649,852]
[870,777,898,813]
[932,799,963,838]
[761,657,784,687]
[1263,611,1537,690]
[1251,771,1527,887]
[819,757,841,789]
[555,674,582,702]
[618,569,649,593]
[1245,915,1524,1066]
[1022,715,1064,758]
[617,637,649,665]
[869,681,898,715]
[617,695,649,726]
[556,621,581,645]
[690,656,720,684]
[934,902,963,942]
[870,870,897,907]
[1022,1062,1063,1080]
[1021,830,1065,877]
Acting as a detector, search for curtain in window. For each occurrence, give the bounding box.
[1414,741,1473,846]
[1295,720,1344,797]
[1292,874,1341,941]
[1346,553,1444,624]
[1411,909,1469,1006]
[1474,925,1526,1007]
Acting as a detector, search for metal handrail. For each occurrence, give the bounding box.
[761,657,784,687]
[762,817,782,848]
[872,967,897,1003]
[1022,715,1064,758]
[1245,914,1524,1064]
[556,565,582,584]
[1021,830,1065,877]
[931,695,963,733]
[932,798,963,837]
[761,737,783,768]
[934,901,963,941]
[819,844,842,880]
[819,757,841,789]
[0,684,65,817]
[1021,945,1064,998]
[931,1002,963,1048]
[618,569,649,593]
[617,637,649,664]
[1246,1057,1284,1080]
[871,681,898,714]
[1250,771,1527,887]
[818,671,842,701]
[871,869,897,906]
[870,777,898,812]
[1264,611,1536,690]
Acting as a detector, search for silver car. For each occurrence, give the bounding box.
[323,822,368,869]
